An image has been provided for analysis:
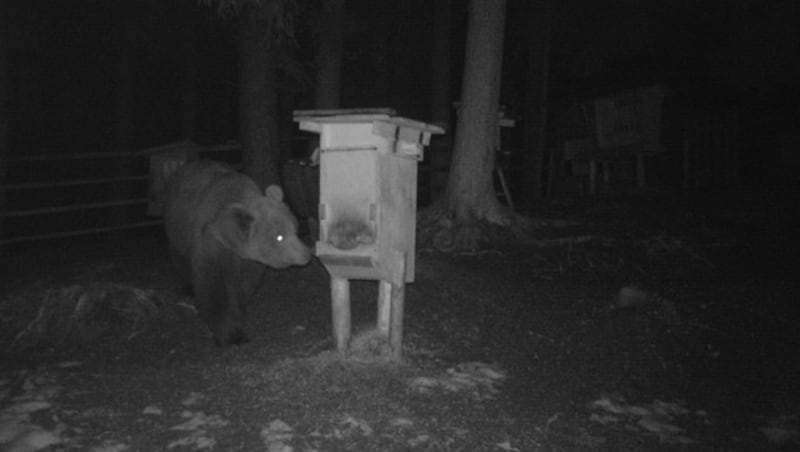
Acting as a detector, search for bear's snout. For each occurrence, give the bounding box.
[287,236,312,266]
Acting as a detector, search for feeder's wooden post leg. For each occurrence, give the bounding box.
[377,280,391,338]
[388,251,406,361]
[331,277,351,356]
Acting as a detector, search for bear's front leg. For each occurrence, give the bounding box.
[220,255,251,345]
[191,245,250,346]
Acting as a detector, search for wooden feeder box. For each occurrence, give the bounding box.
[293,108,444,360]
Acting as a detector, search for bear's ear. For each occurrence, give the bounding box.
[210,203,254,252]
[265,185,284,202]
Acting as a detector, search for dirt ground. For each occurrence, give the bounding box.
[1,188,798,451]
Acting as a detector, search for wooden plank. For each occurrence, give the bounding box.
[377,280,391,337]
[331,277,351,356]
[388,251,406,360]
[294,108,396,118]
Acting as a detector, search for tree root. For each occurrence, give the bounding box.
[418,201,531,253]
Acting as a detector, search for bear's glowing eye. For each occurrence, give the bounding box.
[276,234,284,243]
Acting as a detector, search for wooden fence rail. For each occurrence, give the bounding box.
[0,220,164,246]
[2,175,149,191]
[0,198,151,219]
[0,141,240,247]
[1,137,468,248]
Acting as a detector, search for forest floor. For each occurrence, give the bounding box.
[1,187,798,451]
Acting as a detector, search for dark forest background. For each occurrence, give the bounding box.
[1,0,799,244]
[4,0,797,154]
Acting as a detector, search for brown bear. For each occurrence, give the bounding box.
[164,160,311,345]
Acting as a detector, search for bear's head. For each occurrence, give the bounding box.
[210,185,312,268]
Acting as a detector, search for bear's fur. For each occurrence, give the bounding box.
[164,160,311,345]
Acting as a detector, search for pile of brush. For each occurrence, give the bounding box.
[10,282,162,349]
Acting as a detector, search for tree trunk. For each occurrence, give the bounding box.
[427,0,452,203]
[430,0,451,127]
[0,0,8,238]
[181,6,198,141]
[521,0,552,202]
[314,0,344,109]
[445,0,508,227]
[238,1,280,189]
[388,0,413,111]
[108,1,136,233]
[371,6,390,105]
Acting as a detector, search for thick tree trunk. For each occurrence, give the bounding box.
[0,0,8,238]
[238,2,280,189]
[371,6,390,105]
[181,7,198,141]
[426,0,453,203]
[445,0,508,226]
[521,0,552,202]
[430,0,451,127]
[314,0,344,109]
[108,1,136,232]
[388,0,413,112]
